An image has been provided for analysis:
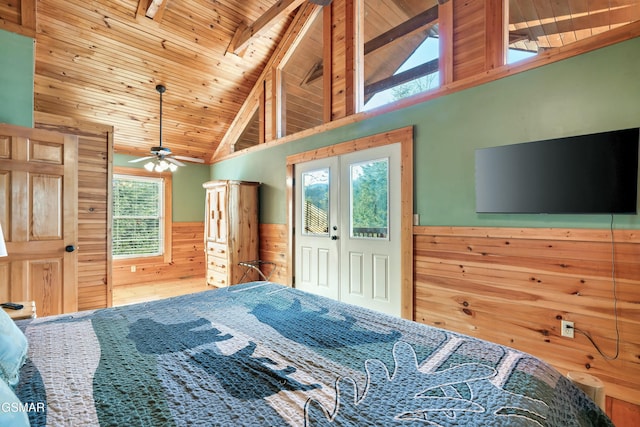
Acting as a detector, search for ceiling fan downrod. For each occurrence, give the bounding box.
[156,84,166,150]
[127,83,204,170]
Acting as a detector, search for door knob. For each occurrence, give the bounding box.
[331,235,338,240]
[65,245,76,253]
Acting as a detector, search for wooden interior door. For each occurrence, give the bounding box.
[0,124,78,316]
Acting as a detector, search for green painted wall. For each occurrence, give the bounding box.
[0,29,34,127]
[212,37,640,229]
[114,154,210,222]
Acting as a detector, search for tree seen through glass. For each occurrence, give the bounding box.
[351,158,389,239]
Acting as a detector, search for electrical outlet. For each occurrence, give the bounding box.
[131,265,136,273]
[561,320,574,338]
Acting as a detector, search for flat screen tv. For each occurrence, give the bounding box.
[475,128,639,214]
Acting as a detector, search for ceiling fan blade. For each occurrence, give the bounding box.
[166,157,186,167]
[173,155,205,163]
[129,156,154,163]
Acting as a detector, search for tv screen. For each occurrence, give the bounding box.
[475,128,639,214]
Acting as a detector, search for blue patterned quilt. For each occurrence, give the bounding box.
[16,282,611,426]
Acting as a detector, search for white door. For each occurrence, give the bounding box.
[295,157,340,299]
[294,143,401,316]
[339,144,401,316]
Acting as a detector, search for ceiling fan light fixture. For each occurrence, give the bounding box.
[143,158,177,173]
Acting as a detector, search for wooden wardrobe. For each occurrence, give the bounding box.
[203,180,259,287]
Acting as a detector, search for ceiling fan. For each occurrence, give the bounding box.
[129,84,205,172]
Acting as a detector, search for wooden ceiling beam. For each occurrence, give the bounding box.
[364,5,438,55]
[229,0,306,54]
[303,4,439,87]
[364,58,438,99]
[136,0,169,23]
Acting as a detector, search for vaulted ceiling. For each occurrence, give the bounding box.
[27,0,640,164]
[35,0,298,163]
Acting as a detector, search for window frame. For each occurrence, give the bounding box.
[112,166,172,264]
[358,0,441,112]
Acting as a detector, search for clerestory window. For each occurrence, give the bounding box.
[507,0,640,64]
[362,0,441,110]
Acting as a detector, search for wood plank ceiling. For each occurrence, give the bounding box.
[509,0,640,52]
[30,0,640,163]
[34,0,294,162]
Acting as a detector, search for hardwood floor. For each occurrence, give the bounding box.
[112,277,209,306]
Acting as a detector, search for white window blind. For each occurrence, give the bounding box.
[112,174,164,258]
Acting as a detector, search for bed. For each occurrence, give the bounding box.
[3,281,611,426]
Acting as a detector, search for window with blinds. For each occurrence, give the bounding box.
[113,174,164,258]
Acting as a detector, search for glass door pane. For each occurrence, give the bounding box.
[302,168,330,236]
[350,158,389,239]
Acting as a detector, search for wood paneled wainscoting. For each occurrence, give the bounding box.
[114,223,287,289]
[414,226,640,424]
[113,222,205,286]
[255,223,639,422]
[259,223,288,284]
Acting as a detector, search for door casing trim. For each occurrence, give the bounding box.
[286,126,414,319]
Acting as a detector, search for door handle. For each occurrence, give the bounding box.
[65,245,76,253]
[331,235,338,240]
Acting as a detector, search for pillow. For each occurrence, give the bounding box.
[0,377,30,426]
[0,308,28,387]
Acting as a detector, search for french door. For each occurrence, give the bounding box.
[294,143,401,316]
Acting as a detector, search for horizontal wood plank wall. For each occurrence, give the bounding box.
[0,0,20,25]
[0,0,36,37]
[607,396,640,427]
[76,133,111,310]
[113,222,205,286]
[414,226,640,407]
[259,223,288,284]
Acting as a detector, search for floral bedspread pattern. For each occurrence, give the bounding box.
[16,282,611,426]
